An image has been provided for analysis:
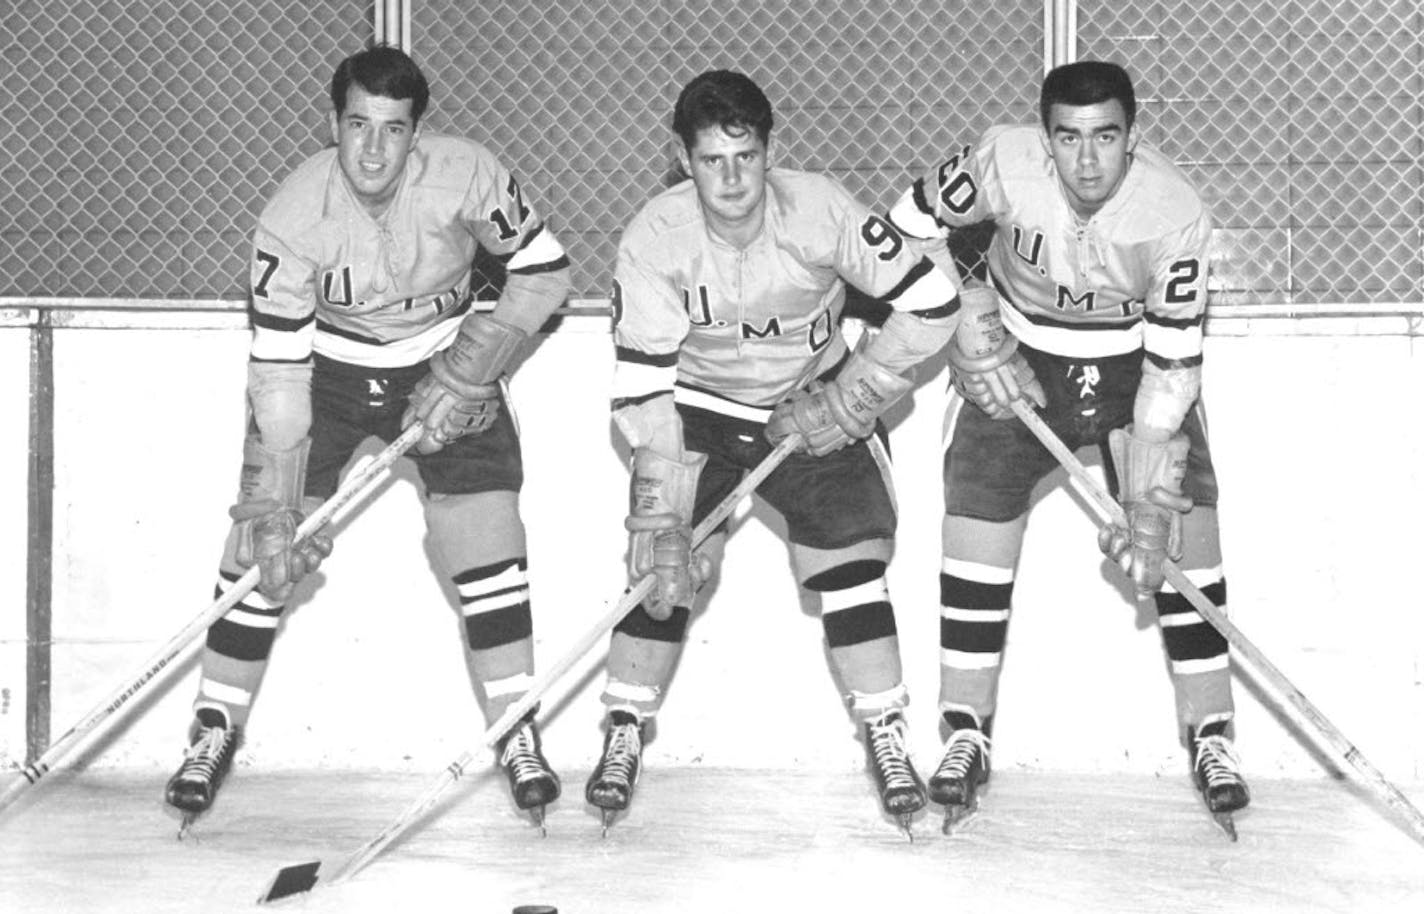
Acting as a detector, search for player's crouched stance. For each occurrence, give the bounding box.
[585,70,961,839]
[764,349,929,831]
[889,59,1249,836]
[165,46,566,833]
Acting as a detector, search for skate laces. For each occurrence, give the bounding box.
[179,723,232,781]
[599,720,642,784]
[1194,734,1243,788]
[500,724,549,785]
[867,715,916,789]
[934,727,990,781]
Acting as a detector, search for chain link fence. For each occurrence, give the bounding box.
[414,0,1042,300]
[1078,0,1424,306]
[3,1,1421,308]
[1,0,368,299]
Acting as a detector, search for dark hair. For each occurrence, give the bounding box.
[1040,60,1136,130]
[330,45,430,126]
[671,69,773,150]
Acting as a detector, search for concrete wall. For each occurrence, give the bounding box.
[2,318,1422,787]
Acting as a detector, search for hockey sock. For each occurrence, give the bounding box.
[938,556,1013,716]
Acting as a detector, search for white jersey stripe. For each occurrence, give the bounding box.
[1001,300,1143,358]
[1144,322,1204,361]
[613,359,677,402]
[251,323,316,362]
[507,226,567,273]
[314,313,463,368]
[887,191,940,238]
[673,386,774,423]
[887,261,959,313]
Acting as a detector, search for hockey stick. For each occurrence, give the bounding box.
[257,432,803,904]
[1010,398,1424,847]
[0,422,424,816]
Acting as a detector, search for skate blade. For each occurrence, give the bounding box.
[529,805,548,838]
[1211,811,1238,842]
[897,814,916,843]
[598,807,619,838]
[176,812,200,841]
[941,802,979,836]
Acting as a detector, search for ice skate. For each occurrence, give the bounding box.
[497,714,561,835]
[585,710,644,836]
[1189,715,1249,841]
[863,710,926,840]
[929,710,991,834]
[164,707,241,838]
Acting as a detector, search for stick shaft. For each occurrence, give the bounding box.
[0,423,423,813]
[323,433,802,887]
[1011,399,1424,846]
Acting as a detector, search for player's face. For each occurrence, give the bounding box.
[1043,99,1136,218]
[329,85,420,216]
[679,125,771,244]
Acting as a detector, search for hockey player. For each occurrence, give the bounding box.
[887,60,1249,834]
[587,69,963,837]
[164,46,570,831]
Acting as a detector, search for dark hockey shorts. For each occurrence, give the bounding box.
[304,354,523,499]
[943,343,1218,522]
[678,402,897,551]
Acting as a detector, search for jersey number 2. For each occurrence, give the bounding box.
[1165,258,1201,304]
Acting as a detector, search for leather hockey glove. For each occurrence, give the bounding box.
[765,349,913,457]
[229,436,332,604]
[404,314,528,455]
[1099,426,1194,600]
[625,447,712,620]
[947,285,1046,420]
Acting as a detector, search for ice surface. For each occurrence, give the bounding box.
[2,767,1422,914]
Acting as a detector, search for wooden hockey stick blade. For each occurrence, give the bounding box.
[256,859,324,904]
[1010,399,1424,848]
[256,433,802,903]
[0,423,424,816]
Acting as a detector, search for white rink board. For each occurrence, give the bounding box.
[0,328,34,771]
[1,322,1422,785]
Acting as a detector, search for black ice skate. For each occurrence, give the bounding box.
[929,709,992,834]
[863,710,927,840]
[497,712,562,835]
[585,710,644,837]
[1189,715,1250,841]
[164,707,241,838]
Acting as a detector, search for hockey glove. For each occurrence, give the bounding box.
[1099,426,1194,600]
[229,436,332,603]
[404,314,528,455]
[947,286,1046,420]
[765,349,913,457]
[626,447,713,620]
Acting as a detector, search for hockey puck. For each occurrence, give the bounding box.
[512,907,558,914]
